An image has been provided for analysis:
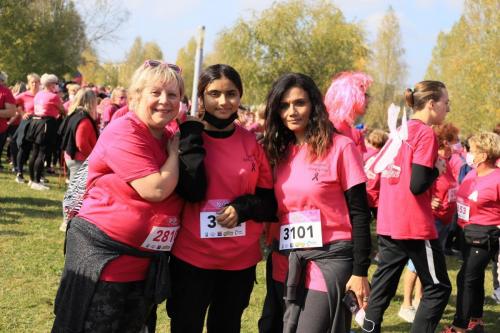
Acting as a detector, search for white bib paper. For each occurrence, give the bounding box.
[141,225,179,251]
[457,202,470,221]
[279,210,323,250]
[200,212,246,238]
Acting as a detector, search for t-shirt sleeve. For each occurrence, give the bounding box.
[103,125,161,182]
[256,142,274,189]
[338,141,367,191]
[75,119,97,158]
[102,105,113,123]
[15,95,24,107]
[412,128,438,168]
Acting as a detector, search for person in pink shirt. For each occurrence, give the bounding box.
[362,81,452,333]
[101,87,127,129]
[259,73,371,333]
[364,129,388,218]
[441,132,500,333]
[62,83,81,113]
[168,64,277,333]
[11,73,40,183]
[0,71,17,170]
[24,73,64,190]
[324,71,373,155]
[53,60,206,332]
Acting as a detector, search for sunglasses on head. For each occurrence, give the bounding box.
[143,60,182,74]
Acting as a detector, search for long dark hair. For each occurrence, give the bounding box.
[263,73,334,166]
[197,64,243,98]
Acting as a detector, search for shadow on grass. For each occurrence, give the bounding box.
[0,229,30,236]
[1,196,62,224]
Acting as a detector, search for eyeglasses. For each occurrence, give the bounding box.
[143,60,182,74]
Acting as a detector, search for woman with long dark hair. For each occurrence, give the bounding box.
[260,73,371,333]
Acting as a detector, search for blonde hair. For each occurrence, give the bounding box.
[66,83,81,95]
[111,86,126,100]
[468,132,500,164]
[367,129,388,149]
[128,61,184,111]
[68,88,98,117]
[27,73,40,83]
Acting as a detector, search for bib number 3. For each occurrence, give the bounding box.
[200,212,246,238]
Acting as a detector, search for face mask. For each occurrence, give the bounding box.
[452,142,462,153]
[203,111,238,130]
[465,153,475,168]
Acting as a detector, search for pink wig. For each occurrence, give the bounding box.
[324,71,373,125]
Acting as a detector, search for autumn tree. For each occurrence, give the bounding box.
[206,0,368,105]
[117,37,164,87]
[426,0,499,136]
[0,0,87,82]
[365,6,407,129]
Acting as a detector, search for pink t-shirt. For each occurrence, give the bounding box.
[16,91,36,115]
[335,121,367,155]
[102,103,119,124]
[377,119,439,239]
[172,125,273,270]
[0,84,16,133]
[110,105,129,121]
[33,91,62,118]
[364,147,381,208]
[272,134,367,291]
[457,168,500,228]
[78,112,183,282]
[431,159,458,225]
[449,153,465,181]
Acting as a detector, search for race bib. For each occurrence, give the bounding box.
[279,209,323,250]
[457,202,470,221]
[448,187,458,203]
[200,199,246,238]
[141,225,179,251]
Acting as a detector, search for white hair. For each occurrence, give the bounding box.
[40,73,59,87]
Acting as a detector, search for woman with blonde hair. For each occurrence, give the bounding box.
[441,132,500,333]
[52,60,206,332]
[59,88,99,182]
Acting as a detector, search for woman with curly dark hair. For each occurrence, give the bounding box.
[259,73,371,333]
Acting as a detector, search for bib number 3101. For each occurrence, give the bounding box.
[279,210,322,250]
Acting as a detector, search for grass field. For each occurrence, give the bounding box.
[1,169,499,332]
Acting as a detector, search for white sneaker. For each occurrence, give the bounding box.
[15,174,25,183]
[30,182,49,191]
[40,177,49,184]
[27,180,32,186]
[492,287,500,304]
[398,306,416,323]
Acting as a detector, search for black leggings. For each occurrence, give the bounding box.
[453,237,499,329]
[29,143,47,182]
[167,256,256,333]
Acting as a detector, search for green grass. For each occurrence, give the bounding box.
[1,170,499,332]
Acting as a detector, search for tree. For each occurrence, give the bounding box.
[206,0,368,105]
[426,0,499,136]
[176,37,197,99]
[117,37,164,87]
[365,6,407,129]
[0,0,87,83]
[74,0,129,45]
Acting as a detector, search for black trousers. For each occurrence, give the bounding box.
[362,235,451,333]
[453,237,499,328]
[0,130,7,165]
[14,140,31,175]
[167,256,256,333]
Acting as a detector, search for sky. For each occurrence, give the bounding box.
[91,0,464,87]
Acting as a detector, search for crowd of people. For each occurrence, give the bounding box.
[0,62,499,333]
